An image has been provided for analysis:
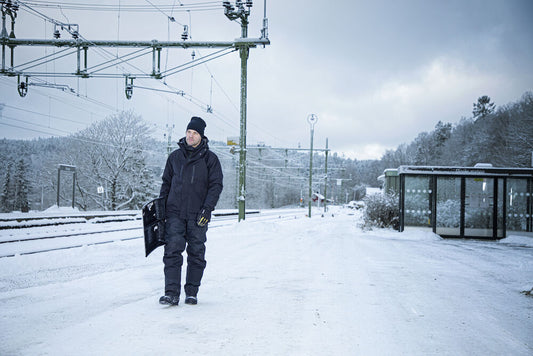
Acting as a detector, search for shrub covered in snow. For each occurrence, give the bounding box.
[362,192,399,230]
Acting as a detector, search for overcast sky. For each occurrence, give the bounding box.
[1,0,532,159]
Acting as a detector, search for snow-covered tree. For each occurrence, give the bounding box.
[506,92,533,166]
[13,158,31,212]
[69,110,157,210]
[0,162,14,212]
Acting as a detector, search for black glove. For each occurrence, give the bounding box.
[197,208,211,227]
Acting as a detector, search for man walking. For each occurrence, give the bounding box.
[159,116,223,306]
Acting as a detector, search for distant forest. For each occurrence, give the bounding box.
[1,92,532,212]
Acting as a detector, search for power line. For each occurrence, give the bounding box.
[144,0,185,25]
[0,77,115,115]
[0,121,72,137]
[162,47,236,77]
[17,1,222,12]
[2,103,91,126]
[0,120,168,156]
[1,113,75,135]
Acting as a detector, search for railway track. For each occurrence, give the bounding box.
[0,212,140,230]
[0,209,306,258]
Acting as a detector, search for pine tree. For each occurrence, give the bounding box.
[1,163,14,213]
[473,95,496,120]
[13,158,31,212]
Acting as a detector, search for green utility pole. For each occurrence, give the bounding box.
[307,114,318,218]
[323,138,329,213]
[223,1,255,222]
[238,15,249,221]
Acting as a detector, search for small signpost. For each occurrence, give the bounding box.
[97,186,105,209]
[57,164,76,208]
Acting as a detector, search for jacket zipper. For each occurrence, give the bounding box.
[191,165,196,184]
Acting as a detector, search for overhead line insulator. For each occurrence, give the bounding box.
[125,76,134,99]
[17,75,28,97]
[181,25,188,41]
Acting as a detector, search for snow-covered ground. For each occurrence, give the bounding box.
[0,207,532,355]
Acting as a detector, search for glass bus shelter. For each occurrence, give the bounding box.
[398,165,533,239]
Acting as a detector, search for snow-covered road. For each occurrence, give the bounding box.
[1,207,532,355]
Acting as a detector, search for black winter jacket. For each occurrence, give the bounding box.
[159,136,223,220]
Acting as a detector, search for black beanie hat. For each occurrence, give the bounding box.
[186,116,206,137]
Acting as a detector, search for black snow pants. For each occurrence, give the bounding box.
[163,216,207,298]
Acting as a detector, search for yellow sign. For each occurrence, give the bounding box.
[227,136,239,146]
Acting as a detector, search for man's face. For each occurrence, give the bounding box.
[186,129,202,147]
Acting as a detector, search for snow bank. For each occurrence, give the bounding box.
[500,235,533,247]
[0,217,87,228]
[44,205,80,213]
[362,227,442,241]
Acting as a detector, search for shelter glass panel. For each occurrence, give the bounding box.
[464,178,494,237]
[436,177,461,236]
[507,178,531,234]
[496,179,504,238]
[404,176,432,228]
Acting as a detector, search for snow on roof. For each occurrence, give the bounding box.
[398,165,533,177]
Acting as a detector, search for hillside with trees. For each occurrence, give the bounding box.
[0,92,531,212]
[379,92,532,169]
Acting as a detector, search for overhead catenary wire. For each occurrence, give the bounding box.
[0,121,73,137]
[2,103,92,126]
[19,1,222,12]
[159,81,241,131]
[161,47,236,77]
[176,15,241,135]
[163,0,177,79]
[190,43,288,146]
[0,77,116,115]
[144,0,185,26]
[0,120,169,157]
[1,113,78,135]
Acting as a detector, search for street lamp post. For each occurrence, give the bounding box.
[324,137,328,213]
[307,114,318,218]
